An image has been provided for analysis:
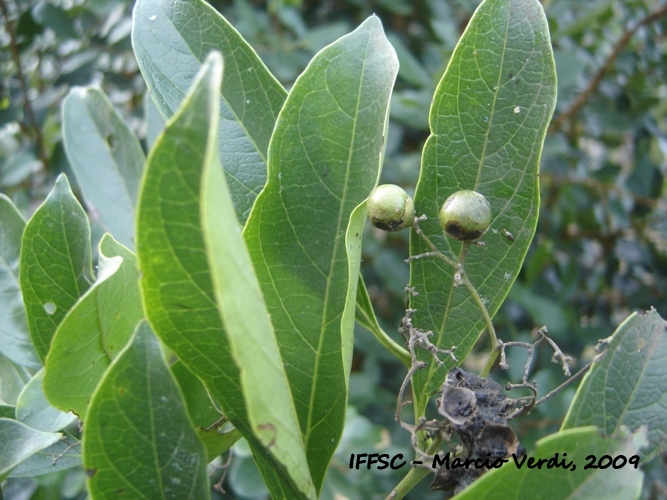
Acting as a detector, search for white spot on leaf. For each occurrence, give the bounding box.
[44,302,56,315]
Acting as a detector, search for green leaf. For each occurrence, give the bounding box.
[20,174,93,362]
[409,0,557,406]
[144,93,165,150]
[0,352,30,405]
[170,361,241,462]
[83,322,209,499]
[243,16,398,489]
[562,308,667,460]
[9,436,81,478]
[16,369,76,432]
[136,52,311,498]
[0,150,41,188]
[347,203,411,370]
[43,234,142,418]
[200,63,316,496]
[62,87,145,249]
[0,194,40,368]
[0,418,62,481]
[453,426,646,499]
[343,202,369,377]
[132,0,287,224]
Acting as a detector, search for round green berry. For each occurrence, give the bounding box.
[367,184,415,231]
[439,190,492,241]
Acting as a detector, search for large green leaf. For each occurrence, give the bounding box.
[0,194,40,369]
[454,426,646,499]
[136,52,312,498]
[16,369,76,432]
[0,418,61,481]
[201,81,315,496]
[562,308,667,460]
[62,87,145,249]
[20,174,93,362]
[43,234,142,418]
[243,16,398,489]
[409,0,557,406]
[132,0,287,224]
[83,322,209,499]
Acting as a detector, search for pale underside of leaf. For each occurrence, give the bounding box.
[243,15,398,489]
[132,0,287,224]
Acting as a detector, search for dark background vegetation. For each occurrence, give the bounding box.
[2,0,666,497]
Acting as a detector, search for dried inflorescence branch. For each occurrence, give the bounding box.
[394,200,616,496]
[495,326,612,420]
[395,287,457,434]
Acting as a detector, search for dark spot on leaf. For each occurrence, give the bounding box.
[86,468,97,477]
[116,488,125,494]
[258,422,277,449]
[508,72,513,79]
[322,168,328,178]
[118,388,126,395]
[173,303,191,310]
[106,133,117,150]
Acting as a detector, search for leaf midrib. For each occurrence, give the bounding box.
[304,31,373,452]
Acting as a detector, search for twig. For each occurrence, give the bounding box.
[212,451,234,494]
[395,304,457,432]
[386,437,444,500]
[409,215,458,267]
[550,3,667,133]
[463,269,498,378]
[496,326,604,419]
[52,436,81,466]
[0,0,50,171]
[410,220,496,376]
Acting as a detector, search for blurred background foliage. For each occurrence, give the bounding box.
[2,0,667,498]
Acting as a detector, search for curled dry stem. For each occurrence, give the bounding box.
[497,327,609,419]
[212,451,234,494]
[396,301,457,433]
[52,435,80,466]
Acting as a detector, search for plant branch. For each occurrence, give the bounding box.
[550,3,667,133]
[463,269,498,378]
[360,318,412,367]
[0,0,50,171]
[386,437,443,500]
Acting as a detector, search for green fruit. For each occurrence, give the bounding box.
[439,190,492,241]
[367,184,415,231]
